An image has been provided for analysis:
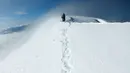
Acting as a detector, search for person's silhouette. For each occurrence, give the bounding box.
[61,13,66,22]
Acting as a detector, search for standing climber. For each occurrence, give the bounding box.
[61,13,66,22]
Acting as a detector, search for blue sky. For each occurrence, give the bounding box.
[0,0,63,16]
[0,0,130,28]
[0,0,65,28]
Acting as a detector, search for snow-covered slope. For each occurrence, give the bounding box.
[0,24,35,61]
[0,16,130,73]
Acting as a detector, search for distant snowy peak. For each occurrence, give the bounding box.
[66,16,107,23]
[0,24,29,34]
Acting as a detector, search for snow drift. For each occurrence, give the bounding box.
[0,16,130,73]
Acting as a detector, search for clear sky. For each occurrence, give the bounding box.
[0,0,130,28]
[0,0,65,28]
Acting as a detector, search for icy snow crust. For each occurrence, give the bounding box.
[0,16,130,73]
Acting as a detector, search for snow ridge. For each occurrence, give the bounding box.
[61,22,72,73]
[66,16,107,23]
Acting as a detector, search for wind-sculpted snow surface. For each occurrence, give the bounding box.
[68,22,130,73]
[0,16,130,73]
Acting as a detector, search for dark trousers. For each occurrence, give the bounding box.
[62,17,65,22]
